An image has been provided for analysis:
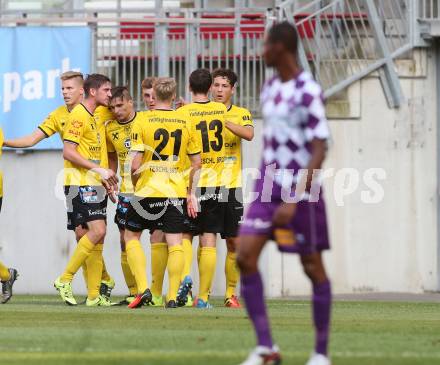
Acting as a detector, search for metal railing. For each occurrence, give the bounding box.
[420,0,440,19]
[278,0,414,107]
[94,12,266,111]
[0,8,266,114]
[0,1,427,111]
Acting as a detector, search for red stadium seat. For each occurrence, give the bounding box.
[115,12,368,61]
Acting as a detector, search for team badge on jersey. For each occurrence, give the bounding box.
[124,138,131,149]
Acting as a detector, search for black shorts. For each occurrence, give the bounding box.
[64,185,108,231]
[185,186,226,235]
[183,201,201,236]
[0,197,2,213]
[114,194,132,230]
[221,188,244,239]
[125,197,187,233]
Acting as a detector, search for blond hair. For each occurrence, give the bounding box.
[60,71,84,84]
[153,78,176,102]
[141,76,157,90]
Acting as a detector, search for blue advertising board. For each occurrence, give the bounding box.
[0,27,91,149]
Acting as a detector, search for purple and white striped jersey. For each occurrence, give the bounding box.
[257,71,330,197]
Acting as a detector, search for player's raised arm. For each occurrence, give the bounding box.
[225,121,254,141]
[4,105,64,148]
[4,72,85,149]
[211,69,255,142]
[4,108,60,148]
[3,129,46,148]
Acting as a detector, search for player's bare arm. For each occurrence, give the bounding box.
[3,129,46,148]
[108,151,118,174]
[175,96,186,109]
[63,141,118,188]
[187,153,202,218]
[224,121,254,141]
[303,137,327,191]
[106,151,119,202]
[129,151,143,188]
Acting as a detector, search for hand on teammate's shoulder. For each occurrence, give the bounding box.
[175,97,187,109]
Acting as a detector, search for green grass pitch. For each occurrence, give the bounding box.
[1,296,439,365]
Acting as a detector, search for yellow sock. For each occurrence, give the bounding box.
[126,239,148,293]
[101,258,111,282]
[197,245,201,265]
[121,251,137,296]
[181,238,193,281]
[167,245,184,301]
[85,243,103,300]
[61,234,94,283]
[225,251,239,298]
[81,263,88,289]
[0,261,10,281]
[151,242,168,297]
[198,247,217,302]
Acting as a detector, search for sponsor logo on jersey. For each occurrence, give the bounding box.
[72,120,83,128]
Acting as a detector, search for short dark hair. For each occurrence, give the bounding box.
[189,68,212,95]
[110,86,132,102]
[141,77,156,90]
[84,74,111,98]
[267,21,299,56]
[211,68,237,87]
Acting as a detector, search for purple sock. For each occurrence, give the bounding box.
[241,271,273,348]
[312,280,332,355]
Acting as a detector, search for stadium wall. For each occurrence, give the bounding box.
[0,48,438,297]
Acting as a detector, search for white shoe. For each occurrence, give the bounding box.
[239,345,281,365]
[305,353,331,365]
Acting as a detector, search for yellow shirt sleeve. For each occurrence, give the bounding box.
[106,124,116,153]
[38,112,59,137]
[130,120,144,152]
[63,114,85,145]
[240,108,254,127]
[187,122,201,155]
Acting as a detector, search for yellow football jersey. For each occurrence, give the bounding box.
[106,111,146,194]
[179,101,227,188]
[94,106,114,169]
[131,109,200,198]
[38,105,70,140]
[222,105,253,188]
[37,104,111,186]
[0,127,3,198]
[63,104,102,186]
